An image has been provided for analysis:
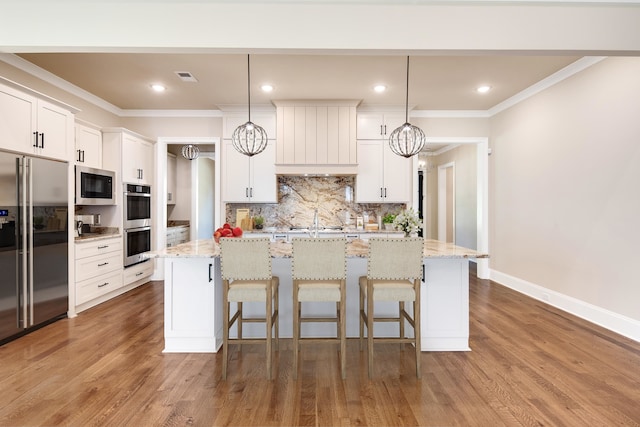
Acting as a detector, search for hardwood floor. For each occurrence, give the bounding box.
[1,268,640,426]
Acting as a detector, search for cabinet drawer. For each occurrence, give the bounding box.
[76,269,124,305]
[124,260,154,285]
[75,237,122,259]
[75,251,123,282]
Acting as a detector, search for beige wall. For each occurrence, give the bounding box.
[120,117,223,141]
[414,117,489,138]
[489,57,640,321]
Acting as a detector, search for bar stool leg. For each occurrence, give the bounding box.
[293,281,300,380]
[367,280,374,379]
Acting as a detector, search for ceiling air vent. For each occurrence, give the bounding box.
[174,71,198,82]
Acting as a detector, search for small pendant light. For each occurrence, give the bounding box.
[181,144,200,160]
[232,55,268,157]
[389,56,426,158]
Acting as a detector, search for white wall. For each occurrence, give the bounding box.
[490,57,640,327]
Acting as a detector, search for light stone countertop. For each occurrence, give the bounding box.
[149,238,489,259]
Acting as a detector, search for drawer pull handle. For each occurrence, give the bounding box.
[98,262,109,267]
[136,272,144,276]
[97,245,109,249]
[208,263,213,282]
[98,282,109,288]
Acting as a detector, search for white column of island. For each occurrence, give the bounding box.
[151,238,488,353]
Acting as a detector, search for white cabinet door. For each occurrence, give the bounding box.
[356,139,412,203]
[223,140,277,203]
[382,143,412,203]
[356,112,404,140]
[167,153,176,205]
[0,83,72,161]
[248,140,277,203]
[164,258,223,352]
[223,140,251,202]
[355,140,384,202]
[35,100,72,161]
[122,135,154,184]
[75,124,102,168]
[0,84,36,153]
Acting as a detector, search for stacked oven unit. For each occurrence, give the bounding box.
[123,183,151,267]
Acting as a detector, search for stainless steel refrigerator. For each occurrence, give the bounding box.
[0,150,69,344]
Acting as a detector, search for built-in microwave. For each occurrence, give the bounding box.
[75,165,115,205]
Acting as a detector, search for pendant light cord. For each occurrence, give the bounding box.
[247,54,252,123]
[405,56,410,123]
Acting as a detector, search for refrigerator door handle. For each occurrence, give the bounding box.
[18,158,28,329]
[27,157,34,327]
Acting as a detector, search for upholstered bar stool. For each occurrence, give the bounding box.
[219,237,279,380]
[359,237,424,378]
[291,237,347,379]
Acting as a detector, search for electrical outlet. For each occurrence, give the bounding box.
[542,293,550,302]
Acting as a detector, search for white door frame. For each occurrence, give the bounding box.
[438,161,455,243]
[154,136,220,280]
[417,137,489,279]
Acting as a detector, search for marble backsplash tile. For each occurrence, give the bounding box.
[226,176,405,229]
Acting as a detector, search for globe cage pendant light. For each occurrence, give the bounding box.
[232,55,268,157]
[181,144,200,160]
[388,56,426,158]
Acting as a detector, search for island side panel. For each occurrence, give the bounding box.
[421,258,470,351]
[163,257,223,353]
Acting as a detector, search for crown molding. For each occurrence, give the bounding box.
[487,56,606,116]
[121,109,223,118]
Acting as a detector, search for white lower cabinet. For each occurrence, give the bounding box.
[163,257,223,352]
[124,260,154,286]
[75,237,123,306]
[76,270,123,306]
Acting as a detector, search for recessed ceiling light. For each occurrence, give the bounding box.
[476,85,492,93]
[151,84,166,92]
[373,85,387,93]
[261,84,274,92]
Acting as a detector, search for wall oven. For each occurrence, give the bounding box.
[124,183,151,228]
[123,183,152,267]
[124,226,151,267]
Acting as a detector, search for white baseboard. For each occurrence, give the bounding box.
[490,269,640,343]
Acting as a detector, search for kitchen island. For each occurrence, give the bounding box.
[151,238,488,353]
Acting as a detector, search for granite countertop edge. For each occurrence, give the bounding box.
[149,239,489,260]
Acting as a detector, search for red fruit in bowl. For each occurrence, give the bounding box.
[232,227,243,237]
[221,228,232,237]
[213,231,221,243]
[223,223,232,230]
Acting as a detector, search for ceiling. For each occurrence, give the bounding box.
[13,52,581,154]
[17,53,579,112]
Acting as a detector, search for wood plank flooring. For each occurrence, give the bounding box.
[1,267,640,426]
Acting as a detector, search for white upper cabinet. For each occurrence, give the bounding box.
[102,128,155,187]
[0,81,73,161]
[74,123,102,169]
[356,140,412,203]
[222,139,277,203]
[356,112,405,140]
